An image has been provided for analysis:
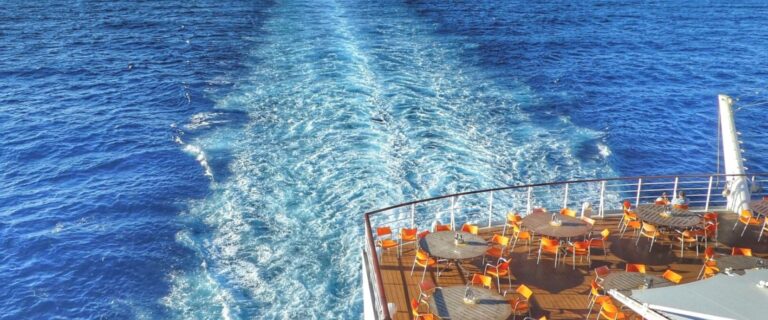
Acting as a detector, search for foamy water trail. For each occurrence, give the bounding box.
[166,0,614,318]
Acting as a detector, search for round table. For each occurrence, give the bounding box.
[428,286,512,320]
[521,211,592,238]
[419,231,487,260]
[635,204,701,228]
[601,271,673,296]
[714,255,768,270]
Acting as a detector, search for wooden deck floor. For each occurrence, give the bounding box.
[377,212,768,320]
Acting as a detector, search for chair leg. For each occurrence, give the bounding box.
[649,237,655,252]
[741,223,750,237]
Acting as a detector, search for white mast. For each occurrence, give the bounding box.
[718,94,751,213]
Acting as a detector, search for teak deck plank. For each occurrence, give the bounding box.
[377,212,768,320]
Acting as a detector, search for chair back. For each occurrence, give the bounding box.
[560,208,576,217]
[732,247,752,256]
[517,284,533,299]
[581,217,596,226]
[600,228,610,239]
[401,228,418,239]
[376,227,392,237]
[642,222,657,233]
[541,237,558,248]
[594,265,611,278]
[704,246,715,260]
[590,280,601,296]
[462,224,479,235]
[625,263,646,273]
[507,212,521,224]
[471,274,493,289]
[623,200,631,210]
[673,204,689,210]
[663,269,683,283]
[491,234,510,247]
[410,298,421,316]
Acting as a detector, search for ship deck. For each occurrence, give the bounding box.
[378,212,768,320]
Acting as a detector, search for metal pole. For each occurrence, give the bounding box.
[599,181,606,217]
[450,196,456,230]
[410,204,415,228]
[488,192,494,228]
[526,187,533,214]
[635,178,642,207]
[563,183,569,209]
[705,176,714,212]
[672,176,679,200]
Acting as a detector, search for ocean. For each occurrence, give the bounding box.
[1,0,767,318]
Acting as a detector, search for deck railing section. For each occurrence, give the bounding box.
[362,173,768,320]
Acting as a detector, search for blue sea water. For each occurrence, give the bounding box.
[1,0,767,318]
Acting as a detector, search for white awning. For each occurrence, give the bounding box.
[613,268,768,320]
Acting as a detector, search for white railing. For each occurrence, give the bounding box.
[362,173,768,320]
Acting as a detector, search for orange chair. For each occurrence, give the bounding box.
[589,229,610,256]
[673,204,689,210]
[376,227,399,256]
[434,223,452,232]
[625,263,646,273]
[461,223,479,235]
[567,240,591,269]
[410,298,436,320]
[697,247,718,279]
[733,209,762,237]
[484,234,510,265]
[504,284,533,320]
[701,265,720,279]
[587,280,612,319]
[619,210,639,237]
[676,230,701,257]
[537,237,563,267]
[400,228,419,256]
[417,280,441,301]
[504,212,523,236]
[731,247,752,256]
[410,249,443,281]
[662,269,683,284]
[594,265,611,284]
[469,273,493,290]
[511,225,533,256]
[636,222,662,252]
[691,221,717,248]
[598,300,628,320]
[484,258,513,293]
[560,208,577,217]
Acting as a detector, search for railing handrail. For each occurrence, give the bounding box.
[364,173,768,216]
[362,172,768,320]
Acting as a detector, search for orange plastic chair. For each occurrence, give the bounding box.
[598,301,628,320]
[702,265,720,279]
[636,222,661,252]
[619,209,639,236]
[567,240,591,269]
[733,209,762,237]
[625,263,646,273]
[484,258,513,292]
[410,249,442,281]
[410,298,436,320]
[587,280,612,319]
[697,247,718,279]
[511,225,533,256]
[376,227,399,256]
[461,223,479,235]
[434,223,452,232]
[400,228,419,256]
[560,208,577,217]
[537,237,563,267]
[589,229,610,256]
[470,273,493,290]
[484,234,510,265]
[673,204,689,210]
[594,265,611,284]
[731,247,752,256]
[676,230,701,257]
[504,284,533,320]
[662,269,683,284]
[504,212,523,236]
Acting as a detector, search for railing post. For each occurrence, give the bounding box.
[488,191,494,228]
[410,204,415,229]
[672,176,679,198]
[527,187,533,214]
[563,183,569,209]
[635,178,642,206]
[450,196,456,231]
[599,181,606,217]
[705,176,714,212]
